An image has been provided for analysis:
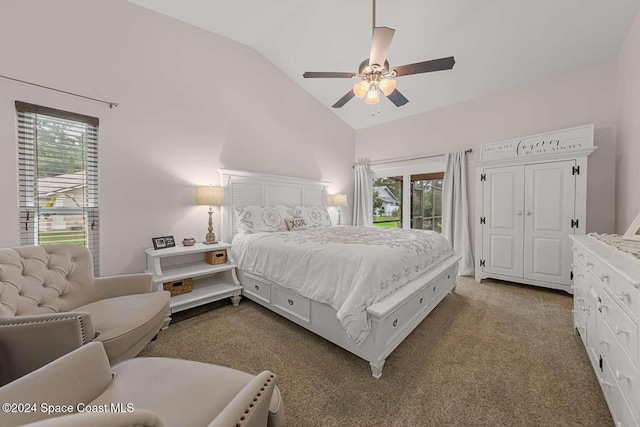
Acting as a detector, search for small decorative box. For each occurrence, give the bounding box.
[206,250,227,265]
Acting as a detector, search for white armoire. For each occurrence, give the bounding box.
[474,125,596,293]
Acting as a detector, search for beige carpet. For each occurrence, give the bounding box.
[140,277,613,426]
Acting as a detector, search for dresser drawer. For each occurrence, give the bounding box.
[610,334,640,419]
[574,298,587,348]
[601,357,639,427]
[602,290,639,362]
[600,264,639,321]
[272,286,310,323]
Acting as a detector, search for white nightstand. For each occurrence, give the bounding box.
[145,242,242,321]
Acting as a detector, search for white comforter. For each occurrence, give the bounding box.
[231,226,454,344]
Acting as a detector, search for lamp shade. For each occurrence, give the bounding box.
[329,194,347,207]
[196,186,224,206]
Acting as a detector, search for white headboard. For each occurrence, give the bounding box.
[219,169,330,243]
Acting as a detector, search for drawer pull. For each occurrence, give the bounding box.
[614,325,628,336]
[586,261,594,269]
[433,286,436,292]
[615,370,631,382]
[576,297,584,303]
[616,291,629,301]
[255,285,260,291]
[599,274,609,283]
[392,319,398,327]
[580,306,590,315]
[576,274,584,279]
[599,378,612,388]
[287,299,294,306]
[419,297,424,304]
[599,338,610,347]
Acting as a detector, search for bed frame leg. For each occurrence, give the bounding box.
[370,360,385,379]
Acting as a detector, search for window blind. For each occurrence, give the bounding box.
[16,101,100,274]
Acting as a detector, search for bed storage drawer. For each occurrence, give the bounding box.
[272,286,310,323]
[245,279,271,304]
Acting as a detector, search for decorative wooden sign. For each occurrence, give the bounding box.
[479,124,594,161]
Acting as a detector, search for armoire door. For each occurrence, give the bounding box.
[481,165,524,278]
[523,160,576,286]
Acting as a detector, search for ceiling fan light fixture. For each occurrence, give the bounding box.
[379,78,396,96]
[365,87,380,105]
[353,81,370,98]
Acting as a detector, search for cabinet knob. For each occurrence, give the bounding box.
[392,319,398,327]
[516,210,523,216]
[600,274,609,283]
[419,297,424,304]
[254,285,260,291]
[526,210,532,216]
[287,299,294,306]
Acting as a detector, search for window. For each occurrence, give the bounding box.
[373,176,402,228]
[371,160,444,232]
[16,101,100,273]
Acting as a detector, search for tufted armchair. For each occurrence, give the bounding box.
[0,342,283,427]
[0,245,170,386]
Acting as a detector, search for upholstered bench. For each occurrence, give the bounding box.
[0,245,170,385]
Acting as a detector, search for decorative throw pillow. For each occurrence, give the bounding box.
[286,217,308,231]
[283,205,332,228]
[234,205,288,233]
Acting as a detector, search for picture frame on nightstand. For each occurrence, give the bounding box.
[152,235,176,250]
[623,212,640,242]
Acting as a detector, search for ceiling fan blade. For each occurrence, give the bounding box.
[331,90,356,108]
[303,72,356,78]
[392,56,455,77]
[386,89,409,107]
[369,26,395,69]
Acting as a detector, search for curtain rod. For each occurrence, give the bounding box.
[354,148,472,168]
[0,74,119,109]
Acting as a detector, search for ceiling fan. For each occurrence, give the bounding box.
[303,0,455,109]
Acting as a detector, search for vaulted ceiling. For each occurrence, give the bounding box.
[128,0,639,130]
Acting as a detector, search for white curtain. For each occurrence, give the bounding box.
[442,152,474,275]
[352,163,373,227]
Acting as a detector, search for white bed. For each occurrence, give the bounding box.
[220,169,461,378]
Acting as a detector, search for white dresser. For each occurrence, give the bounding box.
[571,235,640,427]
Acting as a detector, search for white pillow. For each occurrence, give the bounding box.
[234,205,289,233]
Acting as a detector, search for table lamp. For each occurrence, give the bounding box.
[197,186,224,244]
[329,194,347,225]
